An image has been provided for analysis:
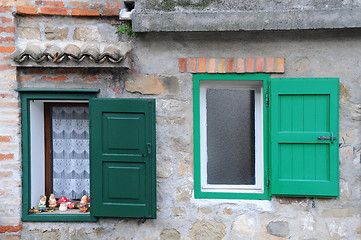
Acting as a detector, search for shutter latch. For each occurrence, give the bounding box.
[318,133,337,143]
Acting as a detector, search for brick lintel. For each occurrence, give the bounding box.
[178,57,285,74]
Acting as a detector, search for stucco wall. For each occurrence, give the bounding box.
[0,1,360,240]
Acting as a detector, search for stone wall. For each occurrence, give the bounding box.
[0,1,360,240]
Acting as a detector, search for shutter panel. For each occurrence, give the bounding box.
[270,78,339,197]
[90,98,156,218]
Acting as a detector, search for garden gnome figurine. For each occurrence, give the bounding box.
[79,195,88,213]
[38,195,47,212]
[48,194,57,211]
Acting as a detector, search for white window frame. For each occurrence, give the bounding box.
[199,80,264,194]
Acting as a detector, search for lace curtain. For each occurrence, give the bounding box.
[52,106,90,200]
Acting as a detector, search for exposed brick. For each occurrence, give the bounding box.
[16,6,39,15]
[236,58,245,73]
[0,37,15,43]
[83,77,97,82]
[0,0,31,7]
[113,86,122,94]
[102,8,120,16]
[25,68,50,74]
[20,76,34,82]
[53,68,79,74]
[4,235,21,240]
[0,225,22,234]
[1,56,11,61]
[179,58,187,73]
[0,171,13,178]
[246,58,255,72]
[189,58,197,73]
[0,153,13,160]
[126,69,137,74]
[40,7,69,15]
[198,58,206,73]
[43,76,67,81]
[208,58,216,73]
[276,58,285,73]
[107,2,122,8]
[227,58,234,72]
[0,6,12,13]
[0,27,15,33]
[71,8,100,16]
[0,64,16,70]
[218,58,226,73]
[69,1,90,8]
[0,136,11,142]
[266,57,275,73]
[36,1,64,7]
[1,17,12,23]
[256,57,265,72]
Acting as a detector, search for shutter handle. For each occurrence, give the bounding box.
[142,143,151,157]
[318,134,337,143]
[147,143,151,154]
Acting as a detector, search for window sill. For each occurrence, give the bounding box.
[23,211,97,222]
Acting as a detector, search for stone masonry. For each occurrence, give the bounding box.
[0,0,360,240]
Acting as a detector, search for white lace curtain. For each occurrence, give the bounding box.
[52,106,90,200]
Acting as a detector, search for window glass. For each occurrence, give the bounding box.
[206,88,255,185]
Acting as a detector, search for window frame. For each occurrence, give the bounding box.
[193,74,271,200]
[17,89,99,222]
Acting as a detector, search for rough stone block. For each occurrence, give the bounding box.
[17,27,40,40]
[176,185,192,202]
[266,221,289,237]
[44,27,68,40]
[321,208,357,218]
[125,74,179,95]
[232,215,254,237]
[339,83,351,103]
[160,229,181,240]
[73,26,101,41]
[41,229,60,240]
[171,207,186,216]
[189,221,226,240]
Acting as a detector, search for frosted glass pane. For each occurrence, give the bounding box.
[206,88,255,185]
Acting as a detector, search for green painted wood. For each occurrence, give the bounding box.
[270,78,339,197]
[90,98,156,218]
[193,74,270,200]
[19,91,98,222]
[16,88,100,93]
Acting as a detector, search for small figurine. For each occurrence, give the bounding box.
[58,196,69,212]
[67,202,75,209]
[48,194,57,211]
[78,195,88,213]
[38,195,47,212]
[29,207,40,214]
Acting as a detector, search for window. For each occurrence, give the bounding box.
[18,90,156,221]
[193,74,339,199]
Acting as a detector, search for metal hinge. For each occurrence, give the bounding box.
[266,169,270,189]
[265,90,269,106]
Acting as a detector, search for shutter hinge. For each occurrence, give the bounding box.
[265,90,269,106]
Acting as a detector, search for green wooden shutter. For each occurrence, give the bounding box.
[90,98,156,218]
[270,78,339,197]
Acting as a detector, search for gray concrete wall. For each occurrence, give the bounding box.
[132,0,361,32]
[15,25,361,239]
